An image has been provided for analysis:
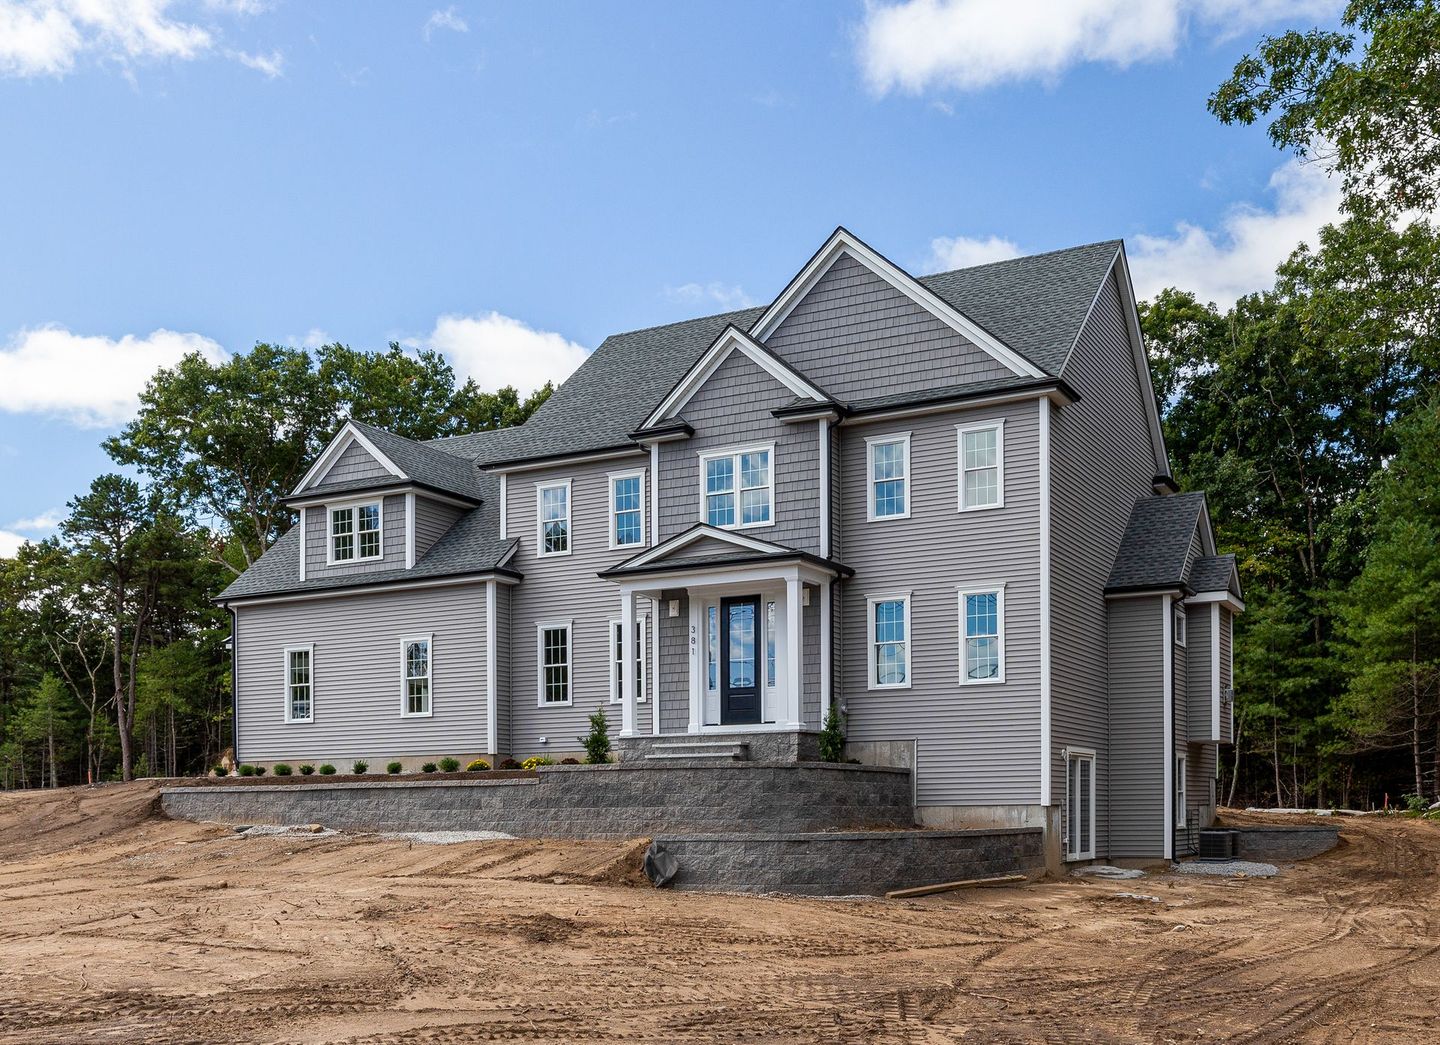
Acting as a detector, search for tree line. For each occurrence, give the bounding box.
[2,1,1437,807]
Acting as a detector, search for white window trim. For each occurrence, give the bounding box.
[956,419,1005,512]
[865,432,912,522]
[697,442,776,531]
[1174,606,1188,647]
[957,583,1007,686]
[282,644,314,724]
[399,634,434,719]
[536,619,574,707]
[1065,748,1097,861]
[865,591,913,691]
[1176,755,1188,828]
[607,469,646,550]
[535,478,573,559]
[608,615,649,703]
[326,498,384,566]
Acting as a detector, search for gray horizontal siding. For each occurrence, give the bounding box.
[495,582,512,758]
[657,348,821,552]
[505,457,656,756]
[415,496,465,559]
[1220,607,1233,743]
[1107,595,1164,857]
[764,251,1014,403]
[313,439,392,489]
[1186,603,1215,741]
[235,582,489,762]
[840,400,1042,806]
[304,493,406,579]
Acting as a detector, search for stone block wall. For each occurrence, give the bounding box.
[1233,825,1340,861]
[615,731,824,762]
[649,828,1044,896]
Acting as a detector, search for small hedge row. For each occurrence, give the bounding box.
[217,754,593,778]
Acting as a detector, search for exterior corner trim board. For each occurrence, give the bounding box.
[1037,397,1052,807]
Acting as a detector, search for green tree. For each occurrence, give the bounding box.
[1336,399,1440,800]
[1209,0,1440,219]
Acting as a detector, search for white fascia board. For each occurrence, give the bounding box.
[1187,590,1246,614]
[292,422,405,495]
[1109,248,1173,480]
[749,229,1045,380]
[643,326,829,429]
[622,523,781,569]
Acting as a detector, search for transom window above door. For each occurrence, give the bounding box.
[330,502,382,563]
[701,445,773,529]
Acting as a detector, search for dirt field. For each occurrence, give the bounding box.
[0,784,1436,1043]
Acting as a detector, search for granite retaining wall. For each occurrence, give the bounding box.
[160,761,915,839]
[648,828,1045,896]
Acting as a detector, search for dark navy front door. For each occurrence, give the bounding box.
[720,596,761,725]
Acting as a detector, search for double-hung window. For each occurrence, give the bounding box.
[284,645,313,723]
[867,434,911,521]
[867,593,911,689]
[330,502,382,563]
[957,421,1004,510]
[702,445,772,528]
[958,586,1005,684]
[401,636,432,717]
[609,617,647,703]
[609,472,644,548]
[1176,756,1188,828]
[537,480,571,557]
[538,621,572,705]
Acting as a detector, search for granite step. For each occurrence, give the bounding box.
[643,741,750,762]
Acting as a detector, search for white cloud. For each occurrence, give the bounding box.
[0,325,229,428]
[0,0,280,79]
[420,312,588,394]
[922,233,1021,272]
[229,47,281,77]
[857,0,1335,94]
[665,282,757,310]
[1128,158,1342,306]
[0,530,25,557]
[10,508,62,531]
[1,507,61,556]
[422,6,467,40]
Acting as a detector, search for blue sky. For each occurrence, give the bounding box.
[0,0,1343,550]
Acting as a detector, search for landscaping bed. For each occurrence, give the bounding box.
[166,770,539,787]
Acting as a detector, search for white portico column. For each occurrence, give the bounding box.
[785,573,803,728]
[620,589,637,737]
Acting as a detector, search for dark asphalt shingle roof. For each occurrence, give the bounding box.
[1189,554,1239,596]
[1106,493,1209,593]
[220,470,516,601]
[346,420,484,500]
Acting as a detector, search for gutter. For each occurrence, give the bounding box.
[216,567,524,608]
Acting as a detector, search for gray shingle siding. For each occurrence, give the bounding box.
[658,589,690,735]
[1049,269,1160,832]
[1107,595,1165,857]
[764,252,1015,401]
[314,439,392,489]
[234,583,489,763]
[803,585,821,728]
[656,349,821,551]
[840,400,1042,807]
[504,457,655,756]
[414,496,465,560]
[304,493,406,580]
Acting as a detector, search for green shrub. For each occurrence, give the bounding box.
[818,705,846,763]
[299,764,315,776]
[253,765,267,776]
[319,764,336,775]
[386,761,403,775]
[500,758,521,770]
[421,762,438,773]
[438,757,460,772]
[352,760,369,775]
[579,710,612,765]
[1402,793,1427,815]
[522,755,555,770]
[272,763,293,776]
[237,764,256,777]
[213,765,228,777]
[559,757,580,765]
[466,759,491,772]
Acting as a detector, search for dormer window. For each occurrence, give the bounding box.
[330,502,382,563]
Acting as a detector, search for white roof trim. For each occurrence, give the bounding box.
[620,523,788,569]
[292,422,405,495]
[748,228,1045,380]
[643,326,829,429]
[1107,247,1173,480]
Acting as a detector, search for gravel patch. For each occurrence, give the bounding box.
[379,830,516,845]
[237,824,338,838]
[1173,859,1278,878]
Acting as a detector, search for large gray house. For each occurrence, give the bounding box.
[219,228,1242,864]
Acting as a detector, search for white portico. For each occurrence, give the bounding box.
[599,525,850,741]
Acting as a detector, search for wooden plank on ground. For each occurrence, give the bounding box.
[884,873,1027,899]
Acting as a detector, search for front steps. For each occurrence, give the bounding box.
[643,740,750,762]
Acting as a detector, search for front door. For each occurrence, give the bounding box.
[720,596,761,725]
